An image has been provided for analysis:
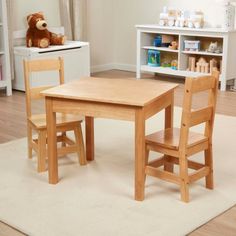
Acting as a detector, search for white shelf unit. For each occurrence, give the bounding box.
[0,0,12,96]
[136,24,236,91]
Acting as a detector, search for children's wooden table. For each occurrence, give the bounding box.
[42,77,178,201]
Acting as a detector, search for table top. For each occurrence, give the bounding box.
[42,77,178,107]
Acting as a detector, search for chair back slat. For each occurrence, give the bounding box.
[191,76,216,93]
[190,106,213,127]
[23,57,64,117]
[30,86,54,100]
[27,59,61,72]
[179,72,219,149]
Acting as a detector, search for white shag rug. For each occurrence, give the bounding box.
[0,107,236,236]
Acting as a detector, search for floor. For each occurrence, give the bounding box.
[0,70,236,236]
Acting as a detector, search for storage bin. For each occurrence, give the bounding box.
[153,35,162,47]
[148,50,160,67]
[184,40,200,51]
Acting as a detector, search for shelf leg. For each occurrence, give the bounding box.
[6,84,12,96]
[220,79,226,91]
[136,30,141,79]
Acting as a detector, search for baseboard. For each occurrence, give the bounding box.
[91,64,115,73]
[91,63,136,73]
[113,63,136,72]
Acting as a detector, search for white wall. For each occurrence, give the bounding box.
[13,0,60,30]
[87,0,115,71]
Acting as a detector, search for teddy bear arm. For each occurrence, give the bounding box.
[26,37,33,48]
[49,32,66,45]
[26,30,34,47]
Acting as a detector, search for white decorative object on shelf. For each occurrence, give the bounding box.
[188,11,204,28]
[207,42,222,53]
[158,7,204,28]
[217,0,236,30]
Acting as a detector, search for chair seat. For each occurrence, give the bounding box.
[146,128,208,150]
[29,113,83,129]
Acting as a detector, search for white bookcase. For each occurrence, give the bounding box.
[136,25,236,91]
[0,0,12,96]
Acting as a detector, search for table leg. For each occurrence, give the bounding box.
[46,97,58,184]
[85,116,94,161]
[135,108,145,201]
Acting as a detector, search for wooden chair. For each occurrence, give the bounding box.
[145,71,219,202]
[23,57,86,172]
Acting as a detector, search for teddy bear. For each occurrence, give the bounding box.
[26,12,66,48]
[169,41,178,50]
[207,42,222,54]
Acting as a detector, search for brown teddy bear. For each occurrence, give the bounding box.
[168,41,178,50]
[26,12,66,48]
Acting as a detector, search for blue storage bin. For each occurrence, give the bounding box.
[148,50,160,67]
[153,35,162,47]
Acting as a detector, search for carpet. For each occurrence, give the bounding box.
[0,107,236,236]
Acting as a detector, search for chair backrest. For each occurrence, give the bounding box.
[23,57,64,118]
[179,71,219,149]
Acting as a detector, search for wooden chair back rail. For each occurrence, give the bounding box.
[189,106,213,127]
[191,75,216,93]
[27,59,61,72]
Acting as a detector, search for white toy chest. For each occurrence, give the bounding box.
[13,41,90,91]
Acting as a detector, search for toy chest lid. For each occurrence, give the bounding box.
[14,41,89,56]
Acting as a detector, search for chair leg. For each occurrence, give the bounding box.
[61,131,66,147]
[205,146,214,189]
[179,154,189,202]
[164,155,174,172]
[37,130,47,172]
[74,124,86,165]
[145,148,150,166]
[144,147,150,183]
[27,123,33,159]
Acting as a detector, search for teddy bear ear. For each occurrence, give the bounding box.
[27,15,33,23]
